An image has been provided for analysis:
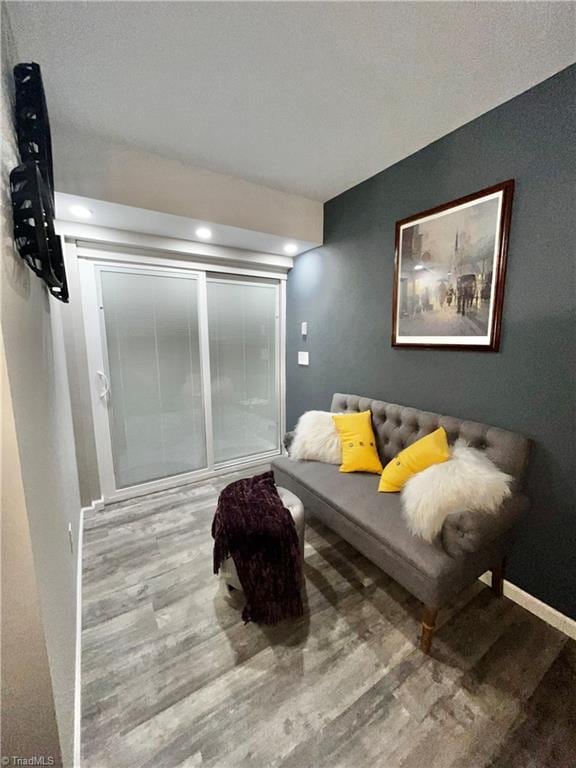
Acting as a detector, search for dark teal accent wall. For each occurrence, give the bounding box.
[286,65,576,618]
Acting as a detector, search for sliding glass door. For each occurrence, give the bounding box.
[85,261,281,500]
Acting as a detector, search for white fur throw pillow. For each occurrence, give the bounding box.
[401,443,513,542]
[289,410,342,464]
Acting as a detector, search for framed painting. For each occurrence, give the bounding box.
[392,180,514,351]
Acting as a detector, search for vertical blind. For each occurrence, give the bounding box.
[101,270,206,488]
[208,279,278,463]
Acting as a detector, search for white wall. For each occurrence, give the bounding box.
[1,7,81,765]
[52,122,323,244]
[1,332,62,766]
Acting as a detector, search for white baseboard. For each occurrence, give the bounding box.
[479,572,576,641]
[73,496,104,765]
[73,503,87,768]
[91,496,105,512]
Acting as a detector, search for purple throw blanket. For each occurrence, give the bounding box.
[212,471,304,625]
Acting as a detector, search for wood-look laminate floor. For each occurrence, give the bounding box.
[82,467,576,768]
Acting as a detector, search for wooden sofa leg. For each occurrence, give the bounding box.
[491,558,506,597]
[420,606,438,654]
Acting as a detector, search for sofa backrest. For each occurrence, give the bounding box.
[330,393,530,486]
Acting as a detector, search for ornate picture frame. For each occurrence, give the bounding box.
[392,180,514,351]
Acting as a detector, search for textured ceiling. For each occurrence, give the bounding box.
[7,1,575,201]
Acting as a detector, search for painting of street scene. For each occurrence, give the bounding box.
[393,182,513,350]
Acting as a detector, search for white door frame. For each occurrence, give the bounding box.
[79,250,285,503]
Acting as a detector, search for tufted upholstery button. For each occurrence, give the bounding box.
[329,391,529,481]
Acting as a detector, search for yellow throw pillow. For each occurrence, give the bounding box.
[378,427,450,492]
[332,411,383,474]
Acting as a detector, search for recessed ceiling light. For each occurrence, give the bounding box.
[69,204,92,219]
[413,263,424,271]
[283,242,298,255]
[195,226,212,240]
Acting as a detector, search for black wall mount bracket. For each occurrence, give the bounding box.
[10,62,69,302]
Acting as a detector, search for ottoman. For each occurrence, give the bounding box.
[220,486,305,591]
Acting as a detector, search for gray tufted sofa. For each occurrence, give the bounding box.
[272,393,531,652]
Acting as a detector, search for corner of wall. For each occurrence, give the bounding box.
[2,5,82,764]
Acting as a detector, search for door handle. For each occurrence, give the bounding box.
[97,370,110,401]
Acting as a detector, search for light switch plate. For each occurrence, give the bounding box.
[298,351,309,366]
[301,321,308,336]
